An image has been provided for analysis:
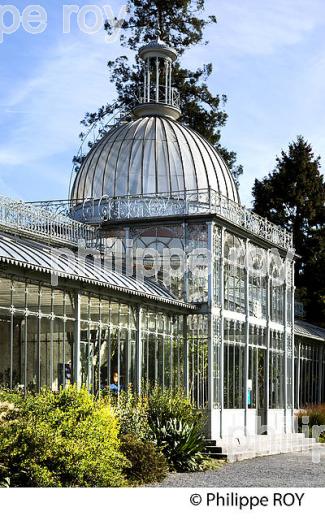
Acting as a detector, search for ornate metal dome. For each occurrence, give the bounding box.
[70,116,240,204]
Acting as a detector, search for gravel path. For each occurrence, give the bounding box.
[151,449,325,487]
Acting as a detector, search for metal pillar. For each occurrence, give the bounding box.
[183,315,189,397]
[219,226,225,438]
[10,310,14,390]
[283,262,288,432]
[297,342,301,409]
[155,57,159,102]
[318,347,323,404]
[23,313,28,396]
[244,238,250,435]
[168,61,172,104]
[135,305,143,395]
[207,221,214,438]
[291,262,295,410]
[146,57,150,102]
[265,250,271,431]
[164,59,168,103]
[73,292,81,387]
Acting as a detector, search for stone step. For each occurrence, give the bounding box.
[227,445,316,462]
[222,442,315,453]
[204,445,223,454]
[215,436,316,449]
[205,439,217,446]
[203,434,319,462]
[202,452,228,460]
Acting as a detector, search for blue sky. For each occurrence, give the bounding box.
[0,0,324,206]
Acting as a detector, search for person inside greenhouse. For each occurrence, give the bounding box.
[109,371,123,394]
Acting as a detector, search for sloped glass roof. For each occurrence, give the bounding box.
[294,319,325,342]
[0,232,193,310]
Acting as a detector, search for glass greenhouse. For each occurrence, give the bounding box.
[0,35,324,443]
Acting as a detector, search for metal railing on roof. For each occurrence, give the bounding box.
[0,195,96,246]
[28,189,294,251]
[137,84,181,109]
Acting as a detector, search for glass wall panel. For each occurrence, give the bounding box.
[25,315,39,391]
[80,320,90,387]
[40,317,51,388]
[141,309,183,394]
[90,297,100,323]
[53,290,65,317]
[224,232,246,314]
[13,281,26,309]
[0,310,11,387]
[248,325,267,410]
[40,286,52,316]
[248,244,267,319]
[0,278,12,308]
[295,340,322,407]
[99,326,110,389]
[53,319,65,391]
[269,330,285,408]
[187,223,209,303]
[188,314,208,408]
[12,313,23,388]
[286,333,293,408]
[27,283,40,313]
[248,346,258,408]
[270,256,285,324]
[80,295,89,321]
[65,293,75,319]
[64,319,74,386]
[224,319,245,409]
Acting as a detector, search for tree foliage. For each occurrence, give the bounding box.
[77,0,242,184]
[252,136,325,326]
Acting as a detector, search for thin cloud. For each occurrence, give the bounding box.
[205,0,325,56]
[0,40,113,167]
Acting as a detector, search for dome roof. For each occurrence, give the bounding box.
[138,35,178,61]
[70,116,240,204]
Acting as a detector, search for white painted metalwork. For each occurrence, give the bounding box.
[137,84,180,110]
[135,33,180,120]
[0,195,95,246]
[30,188,293,251]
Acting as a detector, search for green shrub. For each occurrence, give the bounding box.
[120,434,168,484]
[146,387,206,472]
[147,386,198,425]
[112,389,150,439]
[0,386,129,487]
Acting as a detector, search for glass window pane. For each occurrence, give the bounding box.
[0,277,12,308]
[13,281,26,309]
[40,286,52,315]
[0,310,11,387]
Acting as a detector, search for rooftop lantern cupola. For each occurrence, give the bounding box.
[133,32,181,121]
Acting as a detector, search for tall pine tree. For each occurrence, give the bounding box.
[77,0,242,184]
[252,136,325,326]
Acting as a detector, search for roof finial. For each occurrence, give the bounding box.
[134,34,181,121]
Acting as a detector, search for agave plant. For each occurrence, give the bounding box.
[0,465,10,488]
[151,417,206,472]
